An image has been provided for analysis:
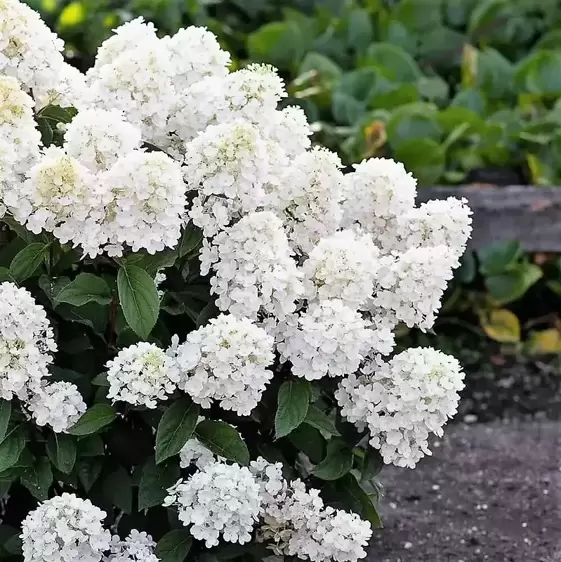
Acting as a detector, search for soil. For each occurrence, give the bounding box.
[368,421,560,562]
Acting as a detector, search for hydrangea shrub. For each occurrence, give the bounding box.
[0,1,473,561]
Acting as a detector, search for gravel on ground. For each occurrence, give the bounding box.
[369,421,561,562]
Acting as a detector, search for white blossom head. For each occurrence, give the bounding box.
[106,342,181,408]
[179,436,220,470]
[64,108,142,172]
[164,461,261,548]
[204,211,304,320]
[278,300,373,380]
[103,530,158,562]
[342,158,417,243]
[172,314,275,415]
[21,493,111,562]
[27,381,86,433]
[303,229,380,309]
[337,348,464,468]
[0,282,56,401]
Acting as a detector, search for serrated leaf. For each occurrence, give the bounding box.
[304,405,340,437]
[312,439,353,481]
[55,273,111,307]
[138,457,180,510]
[9,243,49,282]
[21,457,53,500]
[275,379,311,439]
[46,433,76,474]
[155,529,193,562]
[103,466,132,514]
[0,400,11,443]
[68,404,117,436]
[195,420,250,465]
[117,264,160,338]
[155,396,199,464]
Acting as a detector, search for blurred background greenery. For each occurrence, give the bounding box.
[26,0,561,359]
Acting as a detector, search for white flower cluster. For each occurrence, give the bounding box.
[0,282,55,400]
[202,212,304,320]
[21,494,157,562]
[278,300,373,381]
[336,348,464,468]
[0,0,85,104]
[184,121,286,237]
[0,76,40,216]
[106,342,181,409]
[21,494,112,562]
[172,314,274,415]
[179,436,219,470]
[27,381,87,433]
[164,461,261,547]
[302,230,380,309]
[103,531,158,562]
[0,282,86,432]
[250,458,372,562]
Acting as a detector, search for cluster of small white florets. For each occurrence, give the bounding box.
[179,435,219,470]
[336,348,464,468]
[278,148,345,254]
[103,531,159,562]
[164,461,261,548]
[184,121,287,238]
[20,494,112,562]
[373,246,457,330]
[21,494,157,562]
[106,342,181,408]
[202,211,304,320]
[277,300,373,381]
[27,380,87,433]
[302,230,380,309]
[0,76,41,216]
[0,282,56,401]
[171,314,275,415]
[250,459,372,562]
[0,0,85,105]
[0,282,86,432]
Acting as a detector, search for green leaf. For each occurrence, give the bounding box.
[78,435,105,457]
[179,223,203,258]
[9,243,49,282]
[55,273,111,306]
[38,104,76,124]
[138,457,180,510]
[346,9,373,54]
[155,530,193,562]
[77,458,103,492]
[393,138,445,185]
[485,264,543,305]
[68,404,117,436]
[37,117,53,145]
[103,466,133,514]
[155,396,199,464]
[304,405,340,437]
[195,420,250,466]
[288,423,325,464]
[335,473,383,528]
[477,241,522,276]
[0,400,11,443]
[117,264,160,338]
[456,252,477,284]
[21,457,53,500]
[275,379,311,439]
[92,373,109,387]
[361,449,384,482]
[0,427,25,473]
[312,439,353,481]
[0,525,22,555]
[196,301,219,328]
[127,251,178,276]
[247,21,305,69]
[362,43,421,82]
[46,433,76,474]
